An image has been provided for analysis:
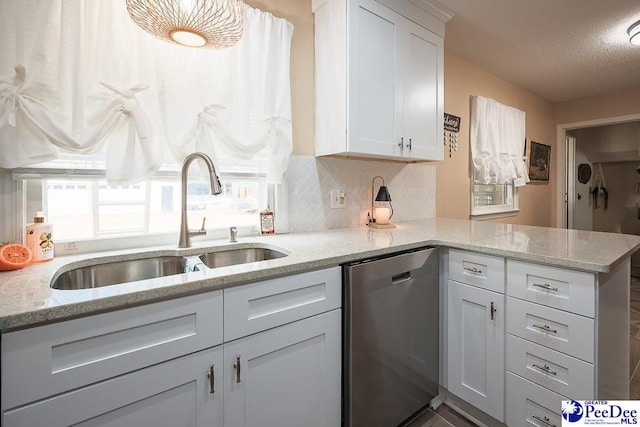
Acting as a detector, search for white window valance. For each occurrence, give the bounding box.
[0,0,293,184]
[470,95,528,187]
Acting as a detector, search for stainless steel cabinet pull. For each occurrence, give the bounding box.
[533,283,559,292]
[490,302,496,320]
[207,365,215,394]
[532,363,557,376]
[398,137,404,150]
[406,138,412,150]
[234,356,241,383]
[532,323,558,334]
[532,414,556,427]
[464,267,482,273]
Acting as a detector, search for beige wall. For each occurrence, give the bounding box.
[437,53,557,227]
[554,87,640,125]
[247,0,315,156]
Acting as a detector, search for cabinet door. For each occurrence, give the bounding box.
[348,0,402,157]
[401,20,443,161]
[224,309,341,427]
[447,280,504,421]
[3,347,223,427]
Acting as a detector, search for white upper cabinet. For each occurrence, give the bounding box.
[313,0,449,161]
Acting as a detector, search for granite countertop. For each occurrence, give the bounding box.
[2,217,640,332]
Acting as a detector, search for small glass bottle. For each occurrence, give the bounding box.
[260,206,275,235]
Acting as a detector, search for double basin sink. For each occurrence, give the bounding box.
[51,246,288,290]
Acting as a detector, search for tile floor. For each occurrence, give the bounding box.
[405,404,477,427]
[629,277,640,398]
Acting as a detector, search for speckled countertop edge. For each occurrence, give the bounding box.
[2,217,639,332]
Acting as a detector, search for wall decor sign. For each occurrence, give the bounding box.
[444,113,461,132]
[443,113,461,158]
[528,141,551,182]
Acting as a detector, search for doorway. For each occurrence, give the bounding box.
[558,115,640,395]
[556,114,640,229]
[559,116,640,273]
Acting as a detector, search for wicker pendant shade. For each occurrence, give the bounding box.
[126,0,244,48]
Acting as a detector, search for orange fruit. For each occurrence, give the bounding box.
[0,244,33,271]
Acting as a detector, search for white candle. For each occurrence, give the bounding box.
[375,207,390,225]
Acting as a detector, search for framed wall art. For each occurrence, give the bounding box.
[528,141,551,182]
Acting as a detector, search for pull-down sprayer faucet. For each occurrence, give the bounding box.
[179,152,222,248]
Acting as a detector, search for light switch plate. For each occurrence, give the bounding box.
[330,189,346,209]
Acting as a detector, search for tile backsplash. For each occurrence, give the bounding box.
[285,156,436,233]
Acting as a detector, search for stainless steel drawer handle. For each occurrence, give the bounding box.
[464,267,482,274]
[207,364,215,394]
[532,414,556,427]
[490,302,496,320]
[532,323,558,334]
[533,283,559,292]
[532,363,557,376]
[406,138,412,150]
[234,356,242,383]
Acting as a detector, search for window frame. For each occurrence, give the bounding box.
[12,168,282,256]
[470,177,520,219]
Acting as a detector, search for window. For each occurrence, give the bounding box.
[19,171,269,253]
[469,95,527,218]
[471,179,519,217]
[15,152,273,253]
[41,177,265,240]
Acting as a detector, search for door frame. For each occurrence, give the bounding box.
[555,113,640,229]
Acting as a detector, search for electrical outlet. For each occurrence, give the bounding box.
[64,241,79,251]
[330,189,346,209]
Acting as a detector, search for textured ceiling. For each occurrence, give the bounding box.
[442,0,640,102]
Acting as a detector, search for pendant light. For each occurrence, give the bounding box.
[126,0,244,49]
[629,20,640,46]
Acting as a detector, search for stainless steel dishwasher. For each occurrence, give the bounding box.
[343,247,439,427]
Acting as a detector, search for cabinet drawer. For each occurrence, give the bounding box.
[449,249,505,293]
[224,267,341,341]
[507,297,594,363]
[507,335,594,399]
[506,372,564,427]
[2,291,222,411]
[507,260,595,317]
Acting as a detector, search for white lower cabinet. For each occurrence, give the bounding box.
[446,250,630,426]
[1,267,342,427]
[3,346,223,427]
[224,310,341,427]
[447,280,505,422]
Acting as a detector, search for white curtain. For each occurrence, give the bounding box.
[0,1,293,184]
[470,95,529,187]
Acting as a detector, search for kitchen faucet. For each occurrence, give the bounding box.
[179,152,223,248]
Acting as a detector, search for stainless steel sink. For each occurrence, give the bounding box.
[198,247,287,269]
[51,246,288,290]
[51,256,187,290]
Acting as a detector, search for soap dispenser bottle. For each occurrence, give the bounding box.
[26,211,54,261]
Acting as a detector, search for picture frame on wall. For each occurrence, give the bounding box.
[528,141,551,182]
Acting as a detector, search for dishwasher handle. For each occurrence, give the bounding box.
[391,271,412,284]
